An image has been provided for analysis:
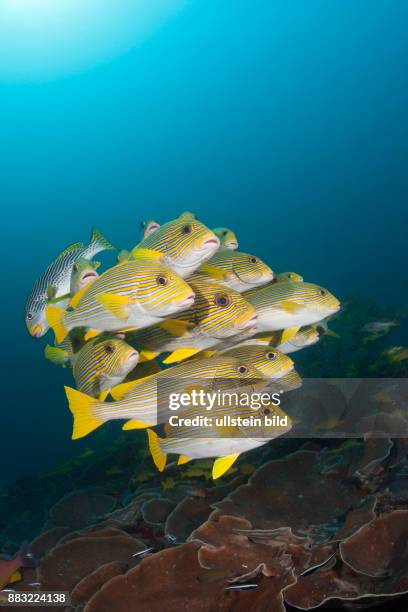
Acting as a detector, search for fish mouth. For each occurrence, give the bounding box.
[29,323,44,338]
[226,241,238,249]
[200,237,220,251]
[126,350,139,364]
[283,361,294,374]
[177,293,196,309]
[238,269,274,285]
[81,271,98,282]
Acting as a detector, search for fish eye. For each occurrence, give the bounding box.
[214,293,230,308]
[223,230,228,236]
[267,351,276,360]
[182,224,192,234]
[249,256,258,264]
[73,264,78,272]
[27,313,33,320]
[238,364,248,375]
[263,407,271,415]
[319,289,327,296]
[104,343,115,354]
[156,275,168,286]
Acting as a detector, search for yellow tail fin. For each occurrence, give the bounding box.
[64,386,103,440]
[147,429,166,471]
[46,305,69,343]
[212,453,239,480]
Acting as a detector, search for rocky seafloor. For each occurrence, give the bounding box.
[1,297,407,611]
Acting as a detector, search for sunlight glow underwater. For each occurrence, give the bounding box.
[0,0,186,82]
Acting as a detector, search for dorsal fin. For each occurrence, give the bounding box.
[59,242,83,257]
[110,373,157,400]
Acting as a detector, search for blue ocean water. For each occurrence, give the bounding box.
[1,0,407,485]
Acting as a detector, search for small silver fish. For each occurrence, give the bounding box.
[224,583,258,591]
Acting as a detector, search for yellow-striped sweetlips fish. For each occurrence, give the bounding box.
[126,276,258,364]
[70,258,100,296]
[46,259,195,343]
[244,281,340,334]
[130,212,220,277]
[276,271,304,282]
[224,326,319,354]
[212,227,239,251]
[25,228,115,338]
[72,337,139,399]
[146,401,292,479]
[196,250,273,293]
[64,356,268,439]
[141,219,161,239]
[275,325,320,354]
[268,368,302,394]
[218,345,294,379]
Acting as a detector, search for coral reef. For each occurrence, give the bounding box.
[1,298,407,610]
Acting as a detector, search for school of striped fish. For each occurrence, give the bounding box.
[26,212,341,479]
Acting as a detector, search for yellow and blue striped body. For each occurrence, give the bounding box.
[48,260,195,340]
[196,250,273,292]
[156,401,292,462]
[73,337,139,398]
[64,355,269,439]
[130,213,220,277]
[276,325,320,354]
[244,281,340,332]
[218,345,294,379]
[126,276,257,358]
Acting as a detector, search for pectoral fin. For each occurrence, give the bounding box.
[159,319,194,336]
[280,301,304,314]
[139,349,159,363]
[96,293,131,321]
[280,325,301,344]
[199,263,226,281]
[212,454,239,479]
[162,348,200,364]
[48,293,70,304]
[69,285,89,308]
